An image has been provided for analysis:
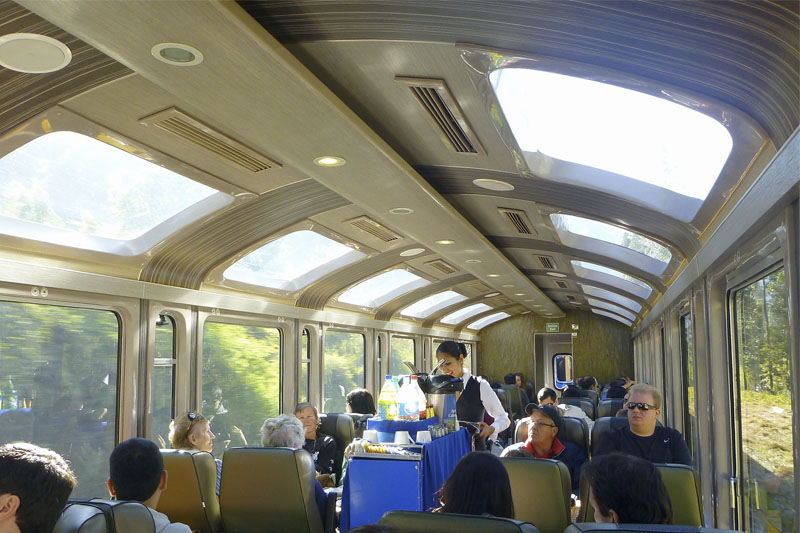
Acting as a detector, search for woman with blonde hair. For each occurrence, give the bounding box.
[169,411,222,494]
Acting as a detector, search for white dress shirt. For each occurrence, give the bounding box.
[460,368,510,441]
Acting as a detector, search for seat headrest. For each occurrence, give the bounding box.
[379,510,540,532]
[55,500,156,533]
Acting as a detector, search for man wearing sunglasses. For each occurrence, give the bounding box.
[594,384,691,466]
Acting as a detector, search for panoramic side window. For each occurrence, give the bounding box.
[338,269,431,309]
[581,284,642,314]
[151,314,176,448]
[680,311,698,462]
[587,298,638,323]
[732,268,794,532]
[571,260,653,299]
[300,328,311,403]
[0,301,119,498]
[390,336,415,376]
[323,330,365,412]
[0,131,230,254]
[202,322,281,458]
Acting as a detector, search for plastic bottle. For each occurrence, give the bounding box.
[4,377,18,410]
[396,378,420,421]
[411,375,427,420]
[377,375,398,420]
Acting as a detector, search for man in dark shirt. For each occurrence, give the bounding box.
[594,384,691,466]
[295,402,337,484]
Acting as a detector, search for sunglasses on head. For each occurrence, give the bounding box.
[627,402,657,411]
[187,412,197,421]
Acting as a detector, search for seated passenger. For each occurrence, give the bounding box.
[579,375,600,393]
[583,453,673,524]
[537,386,594,435]
[563,384,590,400]
[604,377,635,399]
[503,373,530,405]
[594,384,691,465]
[168,411,222,494]
[435,452,514,518]
[345,388,376,438]
[502,448,534,459]
[500,404,586,492]
[0,442,76,533]
[260,414,328,522]
[295,402,336,485]
[614,390,631,418]
[107,438,191,533]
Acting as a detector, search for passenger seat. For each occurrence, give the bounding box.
[501,457,571,533]
[597,398,625,418]
[158,449,222,533]
[560,397,596,420]
[515,416,590,458]
[318,412,355,483]
[379,510,540,532]
[565,524,733,532]
[55,499,155,533]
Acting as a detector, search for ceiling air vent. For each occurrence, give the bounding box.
[567,295,577,302]
[556,281,569,289]
[395,76,485,155]
[537,255,557,270]
[139,107,281,173]
[498,208,536,235]
[468,282,491,294]
[346,216,403,242]
[425,259,459,275]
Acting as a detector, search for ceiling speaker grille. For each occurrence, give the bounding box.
[395,77,485,155]
[556,281,569,289]
[346,216,403,242]
[425,259,458,275]
[140,107,280,173]
[537,255,557,269]
[499,208,535,235]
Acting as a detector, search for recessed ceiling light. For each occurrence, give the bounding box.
[313,155,346,167]
[524,299,535,302]
[515,293,525,296]
[151,43,204,66]
[0,33,72,73]
[465,259,482,264]
[472,178,515,192]
[389,207,414,215]
[485,292,500,297]
[502,284,514,288]
[400,248,425,257]
[487,274,500,278]
[546,272,567,278]
[435,239,455,245]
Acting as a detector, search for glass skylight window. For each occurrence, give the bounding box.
[552,214,672,264]
[571,260,652,298]
[224,230,365,291]
[593,309,632,327]
[466,312,510,330]
[400,291,467,319]
[0,131,222,244]
[338,269,430,309]
[580,284,642,314]
[586,298,637,323]
[490,68,732,202]
[441,303,492,325]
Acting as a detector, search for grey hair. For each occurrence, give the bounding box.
[260,414,305,448]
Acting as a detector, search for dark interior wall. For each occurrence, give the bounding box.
[476,309,633,387]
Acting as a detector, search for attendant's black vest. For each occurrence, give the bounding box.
[456,376,487,450]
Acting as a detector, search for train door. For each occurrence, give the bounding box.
[730,264,795,532]
[533,333,573,391]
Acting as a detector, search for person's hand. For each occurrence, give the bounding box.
[232,425,245,437]
[476,422,495,439]
[317,473,334,488]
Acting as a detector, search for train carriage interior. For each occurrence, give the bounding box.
[0,1,798,532]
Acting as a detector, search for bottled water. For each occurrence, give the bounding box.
[377,375,398,420]
[396,379,420,421]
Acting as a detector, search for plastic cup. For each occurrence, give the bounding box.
[363,429,379,442]
[415,430,431,443]
[394,430,412,444]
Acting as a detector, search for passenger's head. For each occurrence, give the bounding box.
[514,373,524,388]
[536,387,558,406]
[606,385,628,399]
[436,341,465,378]
[0,442,76,533]
[168,411,215,452]
[525,403,561,451]
[580,376,598,391]
[503,448,534,459]
[562,385,583,398]
[503,373,516,385]
[107,438,166,505]
[583,453,672,524]
[294,402,320,440]
[438,452,514,518]
[346,388,376,415]
[261,414,305,448]
[627,384,662,436]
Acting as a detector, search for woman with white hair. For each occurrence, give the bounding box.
[260,414,328,520]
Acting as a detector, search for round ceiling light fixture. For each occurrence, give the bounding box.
[485,292,500,297]
[0,33,72,73]
[399,248,425,257]
[472,178,515,192]
[435,239,455,245]
[389,207,414,215]
[487,274,500,278]
[465,259,481,264]
[313,155,346,167]
[151,42,204,66]
[546,272,567,278]
[515,293,525,296]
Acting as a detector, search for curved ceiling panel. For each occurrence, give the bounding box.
[242,0,799,147]
[140,180,349,288]
[0,2,132,134]
[374,273,474,321]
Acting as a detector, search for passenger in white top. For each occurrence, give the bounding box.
[537,387,594,439]
[107,438,191,533]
